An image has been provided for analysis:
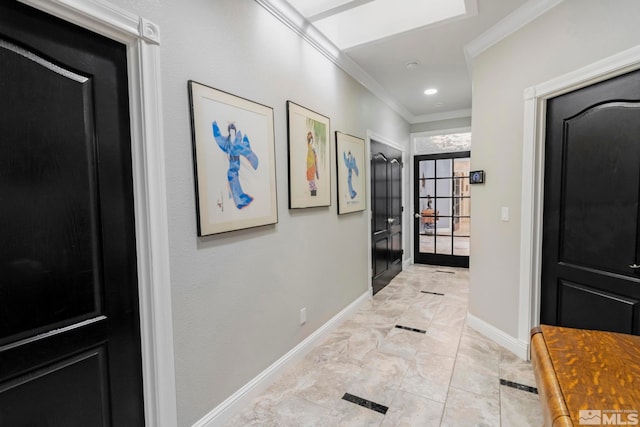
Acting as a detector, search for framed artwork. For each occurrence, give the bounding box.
[286,101,331,208]
[335,132,366,214]
[188,80,278,236]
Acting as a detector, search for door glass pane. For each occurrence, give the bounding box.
[453,236,469,256]
[420,234,435,253]
[435,231,452,255]
[436,178,452,197]
[419,179,435,198]
[435,197,451,230]
[419,160,435,179]
[454,215,470,236]
[454,158,470,177]
[436,159,451,178]
[419,198,437,235]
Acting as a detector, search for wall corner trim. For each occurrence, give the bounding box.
[139,17,160,45]
[193,290,372,427]
[467,312,530,360]
[464,0,564,68]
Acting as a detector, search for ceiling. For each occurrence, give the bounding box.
[260,0,535,123]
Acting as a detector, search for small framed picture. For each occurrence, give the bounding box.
[188,81,278,236]
[469,170,485,184]
[336,132,366,214]
[286,101,331,208]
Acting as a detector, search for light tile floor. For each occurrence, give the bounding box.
[224,264,543,426]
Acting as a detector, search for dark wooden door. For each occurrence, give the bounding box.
[0,2,145,425]
[371,140,403,295]
[541,68,640,335]
[414,152,470,268]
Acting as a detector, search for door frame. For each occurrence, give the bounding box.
[19,0,177,425]
[409,128,472,265]
[413,151,471,268]
[366,130,406,295]
[518,45,640,357]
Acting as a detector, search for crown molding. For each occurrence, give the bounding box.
[411,108,472,124]
[464,0,564,69]
[257,0,564,125]
[255,0,414,122]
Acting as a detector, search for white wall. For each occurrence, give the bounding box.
[410,116,472,134]
[103,0,409,425]
[469,0,640,338]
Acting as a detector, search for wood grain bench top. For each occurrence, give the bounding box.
[531,325,640,427]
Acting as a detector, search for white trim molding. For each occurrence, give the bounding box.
[464,0,564,69]
[519,45,640,357]
[19,0,178,425]
[255,0,413,122]
[193,291,371,427]
[411,108,472,124]
[467,313,529,360]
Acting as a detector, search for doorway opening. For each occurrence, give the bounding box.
[518,45,640,350]
[414,152,470,267]
[411,129,472,268]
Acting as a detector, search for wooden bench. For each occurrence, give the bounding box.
[530,325,640,427]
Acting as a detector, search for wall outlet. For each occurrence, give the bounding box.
[300,307,307,325]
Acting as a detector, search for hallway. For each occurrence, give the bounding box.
[224,265,542,426]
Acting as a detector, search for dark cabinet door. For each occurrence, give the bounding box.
[0,2,144,425]
[542,68,640,335]
[371,140,403,295]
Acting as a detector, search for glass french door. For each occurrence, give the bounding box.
[414,152,470,267]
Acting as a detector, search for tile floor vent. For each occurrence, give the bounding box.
[342,393,389,415]
[395,324,427,334]
[421,290,445,296]
[500,379,538,394]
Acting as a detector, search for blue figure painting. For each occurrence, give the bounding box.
[343,150,359,199]
[212,121,259,209]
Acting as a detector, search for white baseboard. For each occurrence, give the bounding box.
[466,313,530,360]
[192,290,372,427]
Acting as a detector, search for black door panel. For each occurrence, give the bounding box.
[558,281,638,334]
[542,68,640,335]
[0,2,144,425]
[371,141,403,294]
[0,347,111,426]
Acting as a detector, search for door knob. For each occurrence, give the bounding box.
[387,218,395,223]
[630,264,640,269]
[414,213,421,219]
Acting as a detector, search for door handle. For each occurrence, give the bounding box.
[387,218,395,224]
[630,264,640,269]
[414,213,421,219]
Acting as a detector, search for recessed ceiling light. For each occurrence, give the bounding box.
[424,88,438,96]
